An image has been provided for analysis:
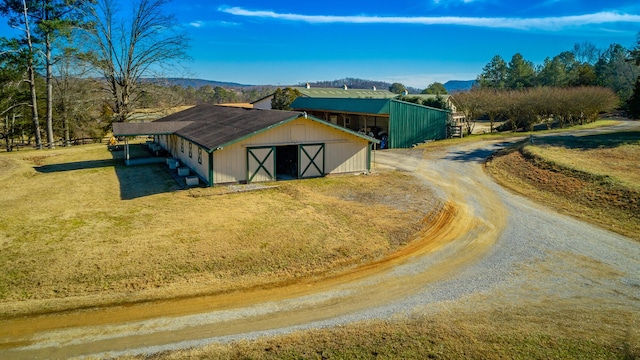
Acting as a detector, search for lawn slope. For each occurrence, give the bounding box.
[0,143,438,316]
[485,130,640,240]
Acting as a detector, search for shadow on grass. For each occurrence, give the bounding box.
[444,131,640,162]
[111,144,182,200]
[535,131,640,150]
[115,163,181,200]
[444,142,514,163]
[35,159,117,173]
[34,144,182,200]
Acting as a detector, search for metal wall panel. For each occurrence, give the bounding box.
[388,100,448,148]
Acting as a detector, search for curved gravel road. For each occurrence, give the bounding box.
[1,122,638,359]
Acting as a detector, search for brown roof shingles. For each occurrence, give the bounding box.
[113,105,302,151]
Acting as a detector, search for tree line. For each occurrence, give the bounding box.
[476,40,640,109]
[0,0,190,150]
[451,37,640,134]
[455,86,619,134]
[2,0,639,151]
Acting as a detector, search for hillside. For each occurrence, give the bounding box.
[145,78,259,90]
[148,77,476,94]
[303,78,422,93]
[443,80,476,92]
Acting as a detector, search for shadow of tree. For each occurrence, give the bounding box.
[34,159,117,173]
[535,131,640,150]
[444,142,514,163]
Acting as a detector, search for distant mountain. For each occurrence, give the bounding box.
[147,77,476,93]
[144,78,257,89]
[303,78,421,94]
[443,80,476,93]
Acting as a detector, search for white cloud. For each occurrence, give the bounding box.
[433,0,476,5]
[187,20,240,28]
[219,6,640,31]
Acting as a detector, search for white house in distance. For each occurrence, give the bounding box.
[402,94,465,125]
[113,104,379,186]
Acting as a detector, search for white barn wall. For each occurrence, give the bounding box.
[252,96,273,110]
[325,142,368,174]
[213,117,370,184]
[182,141,210,182]
[161,134,211,184]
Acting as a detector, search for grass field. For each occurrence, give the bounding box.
[418,119,621,151]
[2,121,638,359]
[140,305,637,359]
[129,121,639,360]
[485,130,640,240]
[0,143,438,316]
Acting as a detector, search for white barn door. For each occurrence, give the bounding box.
[247,147,275,183]
[299,144,324,178]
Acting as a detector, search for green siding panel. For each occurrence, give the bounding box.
[292,98,390,115]
[291,97,448,149]
[388,100,448,148]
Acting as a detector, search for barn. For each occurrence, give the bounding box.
[291,98,450,148]
[251,84,397,110]
[112,105,378,186]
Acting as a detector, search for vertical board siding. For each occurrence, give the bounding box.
[164,134,211,184]
[388,100,448,148]
[247,147,275,183]
[299,144,324,178]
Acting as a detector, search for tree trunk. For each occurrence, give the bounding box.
[22,0,42,150]
[46,33,55,149]
[63,110,70,146]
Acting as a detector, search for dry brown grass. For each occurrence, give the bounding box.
[417,119,622,152]
[485,131,640,240]
[0,143,436,316]
[137,304,638,360]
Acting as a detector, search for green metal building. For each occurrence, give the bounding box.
[291,97,450,148]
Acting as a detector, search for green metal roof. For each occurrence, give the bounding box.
[291,98,391,115]
[400,94,451,100]
[291,98,449,148]
[293,87,397,99]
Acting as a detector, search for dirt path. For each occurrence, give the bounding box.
[1,123,639,359]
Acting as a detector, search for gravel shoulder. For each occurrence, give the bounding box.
[1,122,639,359]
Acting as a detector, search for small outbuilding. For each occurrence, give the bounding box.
[113,105,378,186]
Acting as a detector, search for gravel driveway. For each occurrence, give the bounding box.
[2,122,639,359]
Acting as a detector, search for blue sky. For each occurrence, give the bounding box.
[3,1,640,88]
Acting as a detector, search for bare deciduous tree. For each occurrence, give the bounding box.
[454,90,483,135]
[82,0,189,126]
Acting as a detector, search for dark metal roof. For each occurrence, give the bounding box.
[113,104,377,151]
[113,121,192,136]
